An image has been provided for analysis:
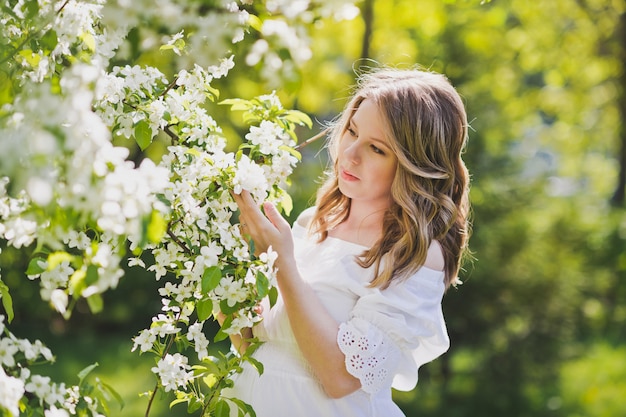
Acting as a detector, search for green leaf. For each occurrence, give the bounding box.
[170,394,190,409]
[245,355,264,375]
[185,148,202,157]
[205,84,220,101]
[40,29,58,51]
[214,399,230,417]
[278,192,293,217]
[69,269,87,297]
[134,119,153,150]
[80,31,96,52]
[78,363,99,385]
[202,373,218,388]
[147,211,167,244]
[284,109,313,128]
[229,398,257,417]
[220,98,251,111]
[87,293,103,314]
[214,328,229,343]
[26,257,47,275]
[278,145,302,161]
[196,298,213,321]
[24,0,39,18]
[18,49,41,67]
[214,315,232,342]
[268,287,278,308]
[47,251,74,270]
[85,264,99,285]
[0,280,14,323]
[256,271,270,298]
[99,380,125,409]
[201,266,222,293]
[248,14,263,31]
[219,299,239,315]
[187,397,203,413]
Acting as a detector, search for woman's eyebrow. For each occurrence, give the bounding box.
[350,119,390,148]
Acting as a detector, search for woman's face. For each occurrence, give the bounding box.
[337,99,398,210]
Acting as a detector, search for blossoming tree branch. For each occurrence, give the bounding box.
[0,0,358,416]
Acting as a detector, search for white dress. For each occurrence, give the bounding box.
[226,208,450,417]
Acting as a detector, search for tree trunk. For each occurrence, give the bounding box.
[359,0,374,66]
[611,10,626,206]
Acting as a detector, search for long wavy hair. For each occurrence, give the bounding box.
[310,68,471,290]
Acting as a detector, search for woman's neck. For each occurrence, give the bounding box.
[329,200,388,247]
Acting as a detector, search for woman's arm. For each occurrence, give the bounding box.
[233,191,361,398]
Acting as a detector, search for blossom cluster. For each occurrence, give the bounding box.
[0,0,359,415]
[0,315,104,417]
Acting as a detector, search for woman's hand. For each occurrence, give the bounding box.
[233,190,361,398]
[232,190,294,268]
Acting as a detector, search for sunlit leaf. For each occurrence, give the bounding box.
[47,252,74,270]
[283,110,313,128]
[147,211,167,244]
[0,280,14,323]
[203,373,218,388]
[134,119,153,150]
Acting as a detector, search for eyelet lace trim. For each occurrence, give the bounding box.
[337,318,400,394]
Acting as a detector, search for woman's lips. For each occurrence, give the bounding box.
[340,168,359,181]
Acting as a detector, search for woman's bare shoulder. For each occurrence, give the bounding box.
[424,240,445,272]
[295,206,317,228]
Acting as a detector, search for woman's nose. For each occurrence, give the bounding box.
[343,141,360,164]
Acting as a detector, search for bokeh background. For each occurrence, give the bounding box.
[2,0,625,416]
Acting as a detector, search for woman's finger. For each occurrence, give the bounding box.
[233,191,266,225]
[262,202,290,233]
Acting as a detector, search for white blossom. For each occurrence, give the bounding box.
[45,406,70,417]
[213,276,248,308]
[151,353,193,392]
[0,338,19,367]
[25,374,52,399]
[132,329,156,353]
[196,242,224,269]
[0,367,24,417]
[232,155,269,201]
[0,0,350,411]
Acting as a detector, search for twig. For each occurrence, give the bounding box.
[145,311,183,417]
[56,0,71,14]
[294,128,329,150]
[164,124,181,144]
[161,76,179,97]
[167,226,192,255]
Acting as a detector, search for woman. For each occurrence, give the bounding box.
[229,67,471,416]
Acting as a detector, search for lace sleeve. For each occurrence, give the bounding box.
[337,317,401,394]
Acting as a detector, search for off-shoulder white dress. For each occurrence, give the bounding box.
[227,208,450,417]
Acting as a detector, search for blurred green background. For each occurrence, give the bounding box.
[2,0,625,416]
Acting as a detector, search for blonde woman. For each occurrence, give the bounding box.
[231,67,471,417]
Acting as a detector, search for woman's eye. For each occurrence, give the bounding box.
[371,145,385,155]
[347,127,357,137]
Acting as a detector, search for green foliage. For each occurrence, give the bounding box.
[295,1,626,416]
[559,343,626,417]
